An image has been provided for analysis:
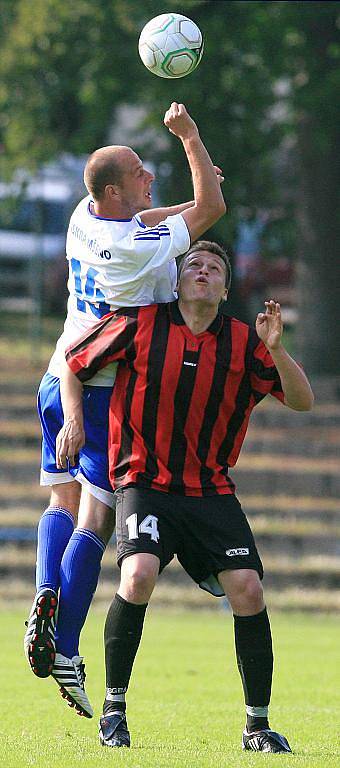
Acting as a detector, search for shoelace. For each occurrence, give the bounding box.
[74,661,86,688]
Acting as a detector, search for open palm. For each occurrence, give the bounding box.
[255,301,283,350]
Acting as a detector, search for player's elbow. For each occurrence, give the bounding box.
[183,198,227,242]
[285,390,314,411]
[217,198,227,217]
[212,195,227,217]
[300,391,315,411]
[206,197,227,226]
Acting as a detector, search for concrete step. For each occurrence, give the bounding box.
[2,419,340,458]
[234,453,340,497]
[243,425,340,457]
[1,512,339,544]
[1,545,339,593]
[2,443,340,489]
[2,495,340,526]
[250,399,340,428]
[3,575,340,612]
[241,494,340,523]
[1,371,340,398]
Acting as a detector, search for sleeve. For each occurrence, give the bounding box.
[248,329,285,405]
[65,310,137,383]
[123,213,190,274]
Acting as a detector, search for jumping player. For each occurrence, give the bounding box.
[23,103,226,718]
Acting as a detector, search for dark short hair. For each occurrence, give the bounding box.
[84,150,124,201]
[178,240,232,289]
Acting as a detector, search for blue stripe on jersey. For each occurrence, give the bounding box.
[134,224,170,235]
[134,225,170,241]
[135,215,147,229]
[133,233,170,241]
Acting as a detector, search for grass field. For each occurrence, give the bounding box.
[0,609,339,768]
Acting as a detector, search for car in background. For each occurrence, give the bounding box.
[0,155,85,314]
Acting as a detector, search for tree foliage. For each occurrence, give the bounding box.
[0,0,339,372]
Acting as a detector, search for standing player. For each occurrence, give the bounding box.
[57,240,313,751]
[23,103,226,718]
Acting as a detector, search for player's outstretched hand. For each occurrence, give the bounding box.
[255,300,283,350]
[56,418,85,469]
[164,102,198,140]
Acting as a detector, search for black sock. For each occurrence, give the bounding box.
[103,593,148,713]
[234,607,273,731]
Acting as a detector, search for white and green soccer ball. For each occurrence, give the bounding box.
[138,13,204,79]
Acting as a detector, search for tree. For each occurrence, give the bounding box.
[0,0,339,372]
[270,2,340,375]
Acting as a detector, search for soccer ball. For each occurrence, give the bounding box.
[138,13,203,79]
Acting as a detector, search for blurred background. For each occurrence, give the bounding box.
[0,0,339,612]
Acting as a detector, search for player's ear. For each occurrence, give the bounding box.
[105,184,120,200]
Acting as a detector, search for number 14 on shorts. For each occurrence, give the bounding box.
[126,513,160,543]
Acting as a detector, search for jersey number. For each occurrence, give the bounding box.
[70,257,111,318]
[126,513,160,543]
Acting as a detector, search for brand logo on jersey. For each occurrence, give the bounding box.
[183,361,197,367]
[225,547,249,557]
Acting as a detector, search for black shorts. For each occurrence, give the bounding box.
[115,486,263,597]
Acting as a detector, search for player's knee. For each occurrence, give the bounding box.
[120,555,158,603]
[222,569,264,613]
[241,574,264,610]
[49,481,81,519]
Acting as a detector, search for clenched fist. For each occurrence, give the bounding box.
[164,102,198,140]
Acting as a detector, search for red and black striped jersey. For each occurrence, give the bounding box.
[66,301,284,496]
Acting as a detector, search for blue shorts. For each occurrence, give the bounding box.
[38,371,114,506]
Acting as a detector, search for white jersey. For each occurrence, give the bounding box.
[48,195,190,385]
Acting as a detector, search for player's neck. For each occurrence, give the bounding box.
[178,299,218,336]
[92,199,135,220]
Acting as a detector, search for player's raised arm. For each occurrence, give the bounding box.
[256,300,314,411]
[164,103,226,242]
[139,166,224,227]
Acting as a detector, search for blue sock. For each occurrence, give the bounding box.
[36,506,74,593]
[55,528,105,658]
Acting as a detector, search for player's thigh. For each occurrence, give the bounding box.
[115,486,175,571]
[38,371,78,483]
[49,481,81,518]
[176,494,263,592]
[76,384,114,500]
[77,488,115,544]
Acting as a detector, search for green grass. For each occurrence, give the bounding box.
[0,610,339,767]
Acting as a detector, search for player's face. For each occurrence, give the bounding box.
[118,152,155,214]
[178,251,228,306]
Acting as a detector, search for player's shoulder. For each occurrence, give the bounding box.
[134,212,185,235]
[70,194,91,218]
[220,312,261,353]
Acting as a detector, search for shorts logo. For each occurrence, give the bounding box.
[225,547,249,557]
